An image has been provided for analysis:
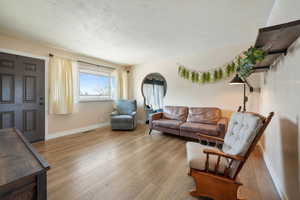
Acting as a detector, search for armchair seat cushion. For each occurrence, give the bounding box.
[186,142,229,172]
[152,119,184,129]
[180,122,219,136]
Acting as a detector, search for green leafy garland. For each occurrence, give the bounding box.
[178,47,266,84]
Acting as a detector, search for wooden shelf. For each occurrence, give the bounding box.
[252,66,270,73]
[251,19,300,73]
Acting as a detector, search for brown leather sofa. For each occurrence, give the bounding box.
[149,106,228,139]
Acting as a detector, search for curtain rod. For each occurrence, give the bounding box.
[49,53,116,70]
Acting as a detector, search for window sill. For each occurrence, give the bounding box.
[79,99,114,103]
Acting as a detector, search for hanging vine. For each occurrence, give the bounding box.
[178,47,266,84]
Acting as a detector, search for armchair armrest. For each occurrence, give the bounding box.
[110,111,119,116]
[196,133,224,143]
[217,117,228,138]
[131,111,137,116]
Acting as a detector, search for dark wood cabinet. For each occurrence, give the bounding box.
[0,128,49,200]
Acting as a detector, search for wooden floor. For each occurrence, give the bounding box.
[33,125,280,200]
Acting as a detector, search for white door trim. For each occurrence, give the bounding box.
[0,48,49,141]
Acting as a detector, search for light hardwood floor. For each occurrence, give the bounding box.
[33,125,280,200]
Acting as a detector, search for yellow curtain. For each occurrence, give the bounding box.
[112,67,129,100]
[49,57,74,114]
[121,69,129,99]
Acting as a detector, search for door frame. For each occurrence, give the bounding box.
[0,48,49,141]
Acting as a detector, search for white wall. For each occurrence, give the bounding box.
[0,33,122,136]
[260,0,300,199]
[130,44,261,121]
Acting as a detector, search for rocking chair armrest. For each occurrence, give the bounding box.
[196,133,224,143]
[203,149,244,161]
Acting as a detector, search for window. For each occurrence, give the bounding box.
[79,68,115,102]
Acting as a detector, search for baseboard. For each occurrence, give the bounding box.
[46,122,110,140]
[258,144,289,200]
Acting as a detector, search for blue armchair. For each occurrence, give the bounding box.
[110,100,137,130]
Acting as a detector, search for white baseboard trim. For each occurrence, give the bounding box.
[258,144,288,200]
[46,122,110,140]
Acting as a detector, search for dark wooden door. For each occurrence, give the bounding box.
[0,52,45,142]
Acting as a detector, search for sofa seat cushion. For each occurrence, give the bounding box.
[186,142,229,173]
[152,119,183,129]
[180,122,219,136]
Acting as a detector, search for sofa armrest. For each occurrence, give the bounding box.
[110,111,119,116]
[151,112,163,120]
[149,112,163,128]
[217,117,228,138]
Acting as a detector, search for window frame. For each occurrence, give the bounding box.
[78,68,114,102]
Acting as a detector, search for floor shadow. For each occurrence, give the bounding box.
[280,117,300,199]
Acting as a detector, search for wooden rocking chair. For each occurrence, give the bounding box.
[186,111,274,200]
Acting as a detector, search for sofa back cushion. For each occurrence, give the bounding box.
[187,107,221,124]
[222,112,263,156]
[163,106,188,121]
[116,99,137,115]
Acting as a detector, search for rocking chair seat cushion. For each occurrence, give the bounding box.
[186,142,229,173]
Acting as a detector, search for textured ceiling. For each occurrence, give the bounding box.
[0,0,274,65]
